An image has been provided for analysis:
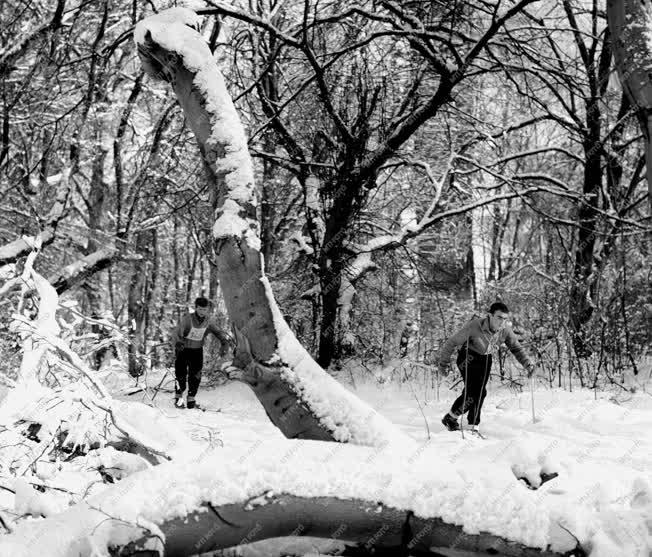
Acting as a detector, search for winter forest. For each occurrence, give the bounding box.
[0,0,651,556]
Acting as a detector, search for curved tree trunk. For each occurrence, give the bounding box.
[135,8,408,448]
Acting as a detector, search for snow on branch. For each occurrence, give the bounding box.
[0,168,71,266]
[349,154,453,256]
[48,246,120,294]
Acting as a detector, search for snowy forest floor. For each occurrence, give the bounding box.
[107,362,652,556]
[2,359,652,556]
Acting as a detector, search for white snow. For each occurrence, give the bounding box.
[12,478,63,518]
[213,199,261,252]
[2,367,652,556]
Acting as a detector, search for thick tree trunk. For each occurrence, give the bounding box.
[118,495,568,557]
[336,252,376,362]
[127,231,154,377]
[0,439,578,557]
[135,9,407,448]
[318,174,362,369]
[564,6,614,359]
[607,0,652,215]
[569,126,601,358]
[83,92,112,317]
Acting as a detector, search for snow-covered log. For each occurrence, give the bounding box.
[118,495,568,557]
[0,439,582,557]
[134,8,410,449]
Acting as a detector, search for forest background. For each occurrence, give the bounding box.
[1,0,650,390]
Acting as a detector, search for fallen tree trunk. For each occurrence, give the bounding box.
[135,8,409,449]
[118,495,569,557]
[0,439,579,557]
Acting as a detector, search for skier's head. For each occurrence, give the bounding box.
[488,302,510,332]
[195,296,211,318]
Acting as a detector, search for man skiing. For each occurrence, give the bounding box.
[171,297,231,409]
[438,302,534,432]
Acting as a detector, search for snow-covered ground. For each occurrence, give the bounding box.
[123,368,652,556]
[2,365,652,556]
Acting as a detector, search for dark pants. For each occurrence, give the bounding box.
[175,348,203,399]
[451,349,492,426]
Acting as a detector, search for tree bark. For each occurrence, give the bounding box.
[118,495,568,557]
[127,230,154,377]
[564,3,613,358]
[607,0,652,215]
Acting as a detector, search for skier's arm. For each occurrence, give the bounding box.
[208,322,232,356]
[171,315,190,352]
[437,321,472,367]
[504,327,533,371]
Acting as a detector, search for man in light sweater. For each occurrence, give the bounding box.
[171,297,231,408]
[438,302,534,432]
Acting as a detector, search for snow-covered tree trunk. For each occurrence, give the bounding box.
[135,9,408,448]
[607,0,652,216]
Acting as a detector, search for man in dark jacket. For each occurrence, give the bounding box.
[438,302,534,432]
[171,297,231,408]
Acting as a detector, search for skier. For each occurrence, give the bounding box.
[438,302,534,432]
[171,297,231,408]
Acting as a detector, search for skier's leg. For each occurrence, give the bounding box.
[465,355,487,425]
[174,350,187,400]
[468,355,491,426]
[450,363,473,417]
[187,349,204,408]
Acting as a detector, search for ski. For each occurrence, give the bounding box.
[463,428,486,439]
[187,404,221,413]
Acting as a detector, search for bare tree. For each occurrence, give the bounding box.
[203,0,542,367]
